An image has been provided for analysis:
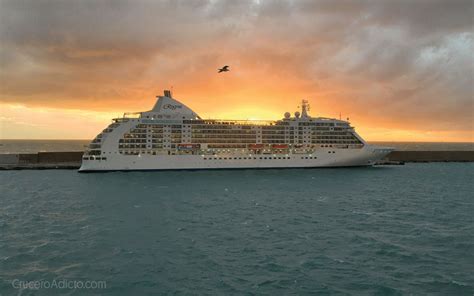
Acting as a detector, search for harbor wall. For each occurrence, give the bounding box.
[385,151,474,162]
[1,152,83,169]
[16,152,84,164]
[0,151,473,169]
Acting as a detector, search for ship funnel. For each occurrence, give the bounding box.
[163,90,172,98]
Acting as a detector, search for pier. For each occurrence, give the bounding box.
[0,151,472,170]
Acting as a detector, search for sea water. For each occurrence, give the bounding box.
[0,163,473,295]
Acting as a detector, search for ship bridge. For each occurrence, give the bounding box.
[140,90,201,120]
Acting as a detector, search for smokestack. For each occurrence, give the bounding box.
[164,90,172,98]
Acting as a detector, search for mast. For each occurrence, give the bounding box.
[301,100,310,118]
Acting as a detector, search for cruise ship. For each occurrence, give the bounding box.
[79,90,393,172]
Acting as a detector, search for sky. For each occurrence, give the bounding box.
[0,0,473,141]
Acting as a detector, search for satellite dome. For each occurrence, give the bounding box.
[295,111,300,118]
[284,112,291,119]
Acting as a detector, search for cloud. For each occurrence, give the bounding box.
[0,0,473,140]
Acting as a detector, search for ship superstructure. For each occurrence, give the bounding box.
[79,90,392,171]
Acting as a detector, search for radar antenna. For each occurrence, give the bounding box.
[301,99,310,118]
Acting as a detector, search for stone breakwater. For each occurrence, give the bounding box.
[0,152,83,169]
[385,151,474,162]
[0,151,473,170]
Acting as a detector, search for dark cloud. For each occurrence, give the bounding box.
[0,0,473,134]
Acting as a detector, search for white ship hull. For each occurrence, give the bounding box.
[79,146,392,172]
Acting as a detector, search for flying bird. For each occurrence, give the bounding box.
[218,65,230,73]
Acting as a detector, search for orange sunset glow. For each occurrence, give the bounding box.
[0,0,473,142]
